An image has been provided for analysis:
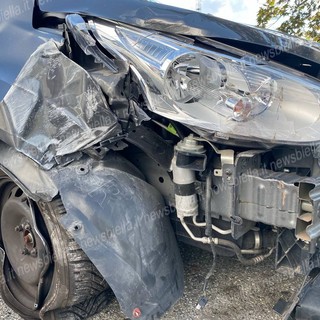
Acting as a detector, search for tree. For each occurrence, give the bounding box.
[257,0,320,42]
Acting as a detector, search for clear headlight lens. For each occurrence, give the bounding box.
[163,53,277,121]
[87,19,320,144]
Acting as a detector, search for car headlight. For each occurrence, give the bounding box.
[163,53,277,121]
[68,15,320,145]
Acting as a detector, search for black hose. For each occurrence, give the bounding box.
[217,239,274,266]
[202,173,216,295]
[203,242,216,295]
[205,173,212,237]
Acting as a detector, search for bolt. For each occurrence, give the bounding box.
[132,308,142,318]
[225,169,232,176]
[30,248,38,257]
[24,223,31,231]
[73,224,82,231]
[15,225,23,232]
[21,248,29,255]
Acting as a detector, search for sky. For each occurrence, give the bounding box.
[153,0,264,26]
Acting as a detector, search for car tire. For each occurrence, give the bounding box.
[0,176,110,320]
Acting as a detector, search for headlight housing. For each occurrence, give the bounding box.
[163,53,277,121]
[73,16,320,145]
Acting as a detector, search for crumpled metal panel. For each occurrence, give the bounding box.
[0,142,58,201]
[49,158,184,320]
[239,169,302,229]
[0,41,121,169]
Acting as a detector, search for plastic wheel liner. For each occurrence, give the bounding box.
[50,158,184,319]
[0,143,184,319]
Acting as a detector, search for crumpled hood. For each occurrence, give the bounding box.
[39,0,320,78]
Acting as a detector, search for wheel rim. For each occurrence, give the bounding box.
[0,182,52,311]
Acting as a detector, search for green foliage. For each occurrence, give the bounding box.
[257,0,320,42]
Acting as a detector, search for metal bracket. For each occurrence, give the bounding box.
[214,149,235,177]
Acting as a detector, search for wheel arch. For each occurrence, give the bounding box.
[0,144,184,320]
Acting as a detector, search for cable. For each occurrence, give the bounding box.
[205,173,213,238]
[197,173,216,310]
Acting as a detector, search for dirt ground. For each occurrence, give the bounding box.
[0,243,304,320]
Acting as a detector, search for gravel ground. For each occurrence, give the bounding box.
[0,243,304,320]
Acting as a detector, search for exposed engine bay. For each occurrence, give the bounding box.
[126,123,320,274]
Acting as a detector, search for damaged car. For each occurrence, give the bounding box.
[0,0,319,319]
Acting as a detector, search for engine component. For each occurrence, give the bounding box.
[175,135,207,171]
[239,170,301,229]
[171,137,275,266]
[216,238,274,266]
[238,170,318,234]
[172,156,198,219]
[192,215,232,235]
[172,136,204,219]
[175,219,274,265]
